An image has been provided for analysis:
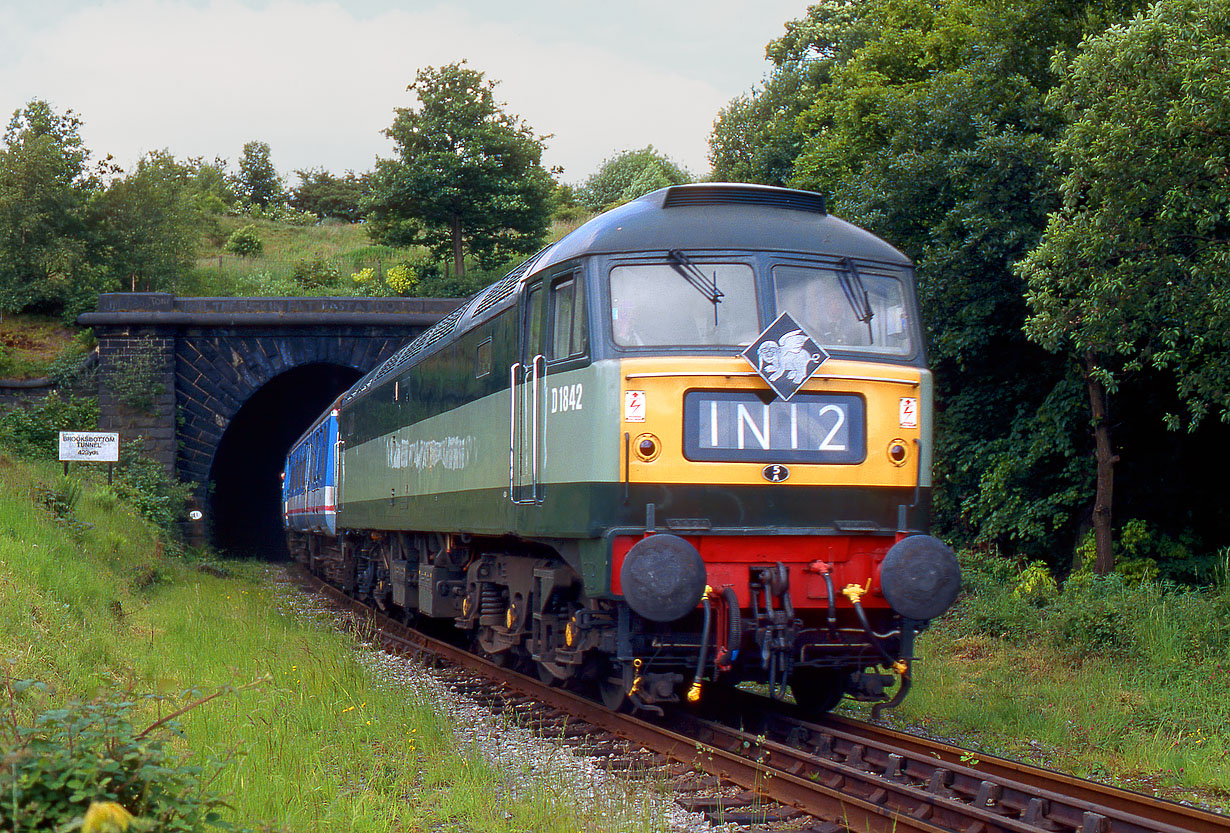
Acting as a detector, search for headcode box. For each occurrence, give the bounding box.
[58,432,119,463]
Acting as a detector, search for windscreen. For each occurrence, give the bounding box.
[773,264,914,356]
[610,262,759,347]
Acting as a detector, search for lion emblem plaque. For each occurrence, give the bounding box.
[742,312,829,401]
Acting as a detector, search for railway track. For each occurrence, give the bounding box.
[292,566,1229,833]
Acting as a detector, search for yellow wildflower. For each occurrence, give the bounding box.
[83,801,135,833]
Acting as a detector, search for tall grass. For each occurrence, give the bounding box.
[182,217,420,296]
[0,453,670,831]
[180,214,589,298]
[848,553,1230,802]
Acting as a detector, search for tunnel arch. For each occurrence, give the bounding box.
[209,362,362,556]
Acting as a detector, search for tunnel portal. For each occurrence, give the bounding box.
[81,293,462,550]
[210,363,361,556]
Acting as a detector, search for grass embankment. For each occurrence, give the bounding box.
[842,556,1230,808]
[184,216,416,297]
[181,215,587,298]
[0,316,89,380]
[0,455,668,832]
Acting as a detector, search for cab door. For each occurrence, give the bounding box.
[511,280,546,504]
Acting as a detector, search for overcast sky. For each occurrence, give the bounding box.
[0,0,811,184]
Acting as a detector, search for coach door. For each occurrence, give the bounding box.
[511,280,546,504]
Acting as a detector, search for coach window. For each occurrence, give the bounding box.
[548,274,587,360]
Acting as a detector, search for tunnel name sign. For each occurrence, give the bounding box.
[58,432,119,462]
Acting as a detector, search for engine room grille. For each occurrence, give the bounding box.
[662,185,826,214]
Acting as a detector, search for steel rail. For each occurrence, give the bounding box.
[293,567,1228,833]
[817,714,1229,833]
[297,567,943,833]
[712,689,1230,833]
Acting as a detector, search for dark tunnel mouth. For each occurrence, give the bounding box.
[208,362,362,558]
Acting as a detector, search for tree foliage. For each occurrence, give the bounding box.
[225,224,262,257]
[1019,0,1230,571]
[92,151,199,294]
[235,140,283,208]
[1022,0,1230,427]
[290,168,368,222]
[576,146,690,211]
[364,62,553,278]
[706,0,1193,565]
[0,101,98,316]
[0,102,208,319]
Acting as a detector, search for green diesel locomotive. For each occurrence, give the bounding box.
[283,183,960,713]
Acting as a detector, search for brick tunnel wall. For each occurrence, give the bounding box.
[83,293,461,545]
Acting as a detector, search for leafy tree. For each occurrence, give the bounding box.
[364,62,553,279]
[777,0,1094,560]
[547,181,588,223]
[576,146,690,211]
[709,0,1153,564]
[92,151,199,294]
[709,67,814,186]
[235,140,283,208]
[186,156,237,211]
[291,168,369,222]
[708,0,875,186]
[1019,0,1230,573]
[0,100,98,316]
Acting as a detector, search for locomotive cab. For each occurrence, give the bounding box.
[550,198,960,712]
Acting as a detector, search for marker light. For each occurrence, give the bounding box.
[635,433,661,462]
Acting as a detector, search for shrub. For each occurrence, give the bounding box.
[384,263,418,296]
[944,550,1045,642]
[112,439,191,539]
[0,682,231,833]
[46,336,97,390]
[224,225,263,258]
[1013,562,1059,606]
[269,204,318,226]
[1074,519,1210,585]
[350,267,392,297]
[1049,573,1132,657]
[290,256,340,288]
[0,393,99,459]
[36,474,83,520]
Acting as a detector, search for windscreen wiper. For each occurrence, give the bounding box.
[668,249,724,325]
[839,257,874,343]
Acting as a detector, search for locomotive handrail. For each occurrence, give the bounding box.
[509,357,546,505]
[334,436,344,511]
[509,362,520,502]
[531,353,545,504]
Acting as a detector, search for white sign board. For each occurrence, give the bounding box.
[58,432,119,463]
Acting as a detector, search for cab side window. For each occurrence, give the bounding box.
[548,274,587,360]
[525,284,545,360]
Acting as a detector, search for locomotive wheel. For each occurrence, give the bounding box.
[476,626,513,667]
[536,660,569,687]
[599,676,629,712]
[790,667,850,714]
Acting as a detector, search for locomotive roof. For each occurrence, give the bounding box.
[338,184,912,406]
[529,183,911,275]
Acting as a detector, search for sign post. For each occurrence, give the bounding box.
[58,432,120,481]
